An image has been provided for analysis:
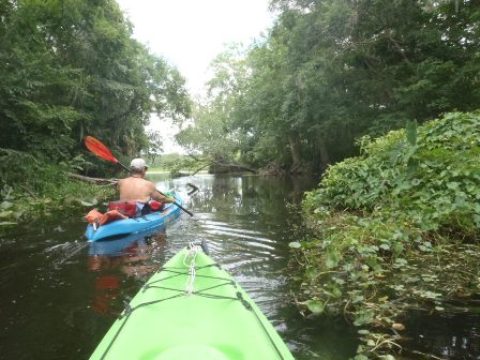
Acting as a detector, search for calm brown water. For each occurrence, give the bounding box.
[0,174,357,360]
[2,174,477,360]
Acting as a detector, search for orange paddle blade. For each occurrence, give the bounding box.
[84,136,118,163]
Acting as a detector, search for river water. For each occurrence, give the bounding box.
[0,174,357,360]
[1,174,478,360]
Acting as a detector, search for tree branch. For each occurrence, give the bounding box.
[68,173,118,185]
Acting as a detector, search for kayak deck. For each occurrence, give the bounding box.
[90,245,294,360]
[85,192,185,242]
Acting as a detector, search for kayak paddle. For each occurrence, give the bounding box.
[84,136,193,217]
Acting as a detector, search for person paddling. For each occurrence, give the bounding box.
[116,158,174,216]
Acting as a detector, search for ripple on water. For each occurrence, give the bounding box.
[1,175,359,360]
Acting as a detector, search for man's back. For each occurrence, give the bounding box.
[118,177,155,203]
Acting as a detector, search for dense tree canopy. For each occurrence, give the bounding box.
[0,0,191,164]
[179,0,480,174]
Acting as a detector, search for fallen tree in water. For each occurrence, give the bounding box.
[206,161,257,175]
[67,173,118,185]
[0,151,114,229]
[166,154,257,176]
[293,111,480,359]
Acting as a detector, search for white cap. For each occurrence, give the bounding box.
[130,158,149,170]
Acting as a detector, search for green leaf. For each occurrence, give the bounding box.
[79,198,98,207]
[288,241,301,249]
[392,243,404,256]
[325,250,341,268]
[0,201,13,210]
[473,214,480,228]
[354,310,375,326]
[0,210,14,219]
[305,299,325,315]
[406,120,417,146]
[352,295,364,303]
[379,244,390,251]
[366,339,376,346]
[331,286,342,298]
[353,355,369,360]
[447,182,460,191]
[379,355,396,360]
[305,267,319,281]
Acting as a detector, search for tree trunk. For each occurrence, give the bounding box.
[288,133,303,174]
[317,136,330,170]
[68,173,118,185]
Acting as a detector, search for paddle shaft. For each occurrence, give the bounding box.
[116,161,193,217]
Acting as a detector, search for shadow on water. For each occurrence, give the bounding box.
[4,174,478,359]
[402,310,480,360]
[0,174,348,359]
[147,174,359,359]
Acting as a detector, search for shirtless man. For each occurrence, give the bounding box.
[118,158,174,209]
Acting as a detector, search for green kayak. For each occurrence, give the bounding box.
[90,243,294,360]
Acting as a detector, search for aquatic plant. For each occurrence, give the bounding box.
[0,150,114,227]
[296,111,480,358]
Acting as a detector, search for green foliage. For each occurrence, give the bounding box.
[297,111,480,357]
[0,148,64,194]
[0,0,191,219]
[307,112,480,231]
[177,45,247,163]
[177,103,241,163]
[146,130,163,164]
[0,151,114,227]
[0,0,190,164]
[0,178,114,227]
[150,153,205,177]
[185,0,480,173]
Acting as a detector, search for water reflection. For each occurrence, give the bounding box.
[153,174,358,359]
[404,310,480,359]
[87,230,167,316]
[1,174,360,360]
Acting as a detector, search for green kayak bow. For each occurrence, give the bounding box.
[90,242,294,360]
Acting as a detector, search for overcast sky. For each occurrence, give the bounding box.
[117,0,274,95]
[115,0,275,153]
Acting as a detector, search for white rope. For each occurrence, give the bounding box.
[184,243,199,295]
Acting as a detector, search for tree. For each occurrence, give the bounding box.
[0,0,191,163]
[146,130,163,164]
[177,45,248,163]
[215,0,480,172]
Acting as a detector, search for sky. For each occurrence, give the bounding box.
[115,0,276,153]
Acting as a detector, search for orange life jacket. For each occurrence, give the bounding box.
[107,201,137,218]
[84,209,128,226]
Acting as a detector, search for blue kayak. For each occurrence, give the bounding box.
[85,192,187,242]
[88,230,155,255]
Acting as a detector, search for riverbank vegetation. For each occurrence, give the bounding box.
[178,0,480,175]
[0,0,191,225]
[295,111,480,358]
[148,153,203,177]
[0,148,115,226]
[2,0,480,356]
[172,3,480,354]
